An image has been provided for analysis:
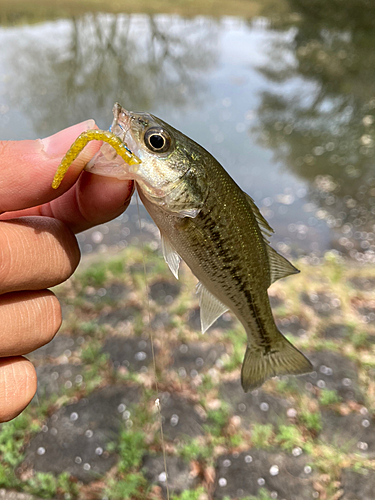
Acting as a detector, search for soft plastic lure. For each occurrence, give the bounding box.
[51,129,141,189]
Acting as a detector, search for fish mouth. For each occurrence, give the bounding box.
[84,103,140,179]
[112,102,131,133]
[111,103,132,144]
[111,103,140,167]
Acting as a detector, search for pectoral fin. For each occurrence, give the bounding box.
[196,282,229,334]
[161,233,181,280]
[266,245,299,285]
[162,166,208,218]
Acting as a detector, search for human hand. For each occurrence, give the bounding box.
[0,120,133,422]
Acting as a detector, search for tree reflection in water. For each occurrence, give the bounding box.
[8,14,218,133]
[254,0,375,260]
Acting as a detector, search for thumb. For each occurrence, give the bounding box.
[0,120,101,213]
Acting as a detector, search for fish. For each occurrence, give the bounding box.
[53,103,313,391]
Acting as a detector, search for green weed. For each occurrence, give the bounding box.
[275,425,304,452]
[107,258,125,276]
[0,463,18,489]
[313,444,344,477]
[171,487,206,500]
[81,340,107,365]
[300,411,323,433]
[179,439,211,462]
[80,262,108,287]
[26,472,57,499]
[352,331,369,348]
[275,377,300,395]
[116,429,147,472]
[223,329,246,371]
[319,389,341,406]
[105,473,148,500]
[230,433,242,447]
[205,403,230,437]
[224,491,274,500]
[197,373,215,393]
[56,472,79,499]
[0,412,34,467]
[251,424,274,449]
[133,313,145,336]
[247,489,274,500]
[323,253,344,283]
[78,320,99,336]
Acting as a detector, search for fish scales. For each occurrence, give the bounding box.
[139,164,273,347]
[57,103,313,391]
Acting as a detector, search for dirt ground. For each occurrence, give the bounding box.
[1,245,375,500]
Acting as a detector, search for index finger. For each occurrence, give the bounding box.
[0,120,100,213]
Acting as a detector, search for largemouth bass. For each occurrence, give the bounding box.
[53,103,313,391]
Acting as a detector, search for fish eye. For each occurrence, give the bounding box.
[144,127,171,153]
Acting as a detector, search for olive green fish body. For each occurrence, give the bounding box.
[85,104,313,391]
[138,152,312,390]
[138,160,272,341]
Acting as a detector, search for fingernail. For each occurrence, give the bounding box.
[41,120,96,157]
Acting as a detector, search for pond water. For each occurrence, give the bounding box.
[1,3,375,260]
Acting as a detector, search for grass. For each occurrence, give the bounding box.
[275,376,301,395]
[0,463,17,489]
[25,473,58,499]
[352,330,369,348]
[107,428,147,473]
[179,438,211,462]
[312,444,346,479]
[171,487,207,500]
[275,425,304,452]
[3,245,375,498]
[204,402,231,440]
[319,389,342,406]
[299,410,323,434]
[105,473,148,500]
[222,328,247,371]
[77,320,101,336]
[25,472,78,499]
[224,491,275,500]
[81,339,106,364]
[104,425,150,499]
[251,424,274,449]
[79,262,108,287]
[246,489,275,500]
[0,413,37,468]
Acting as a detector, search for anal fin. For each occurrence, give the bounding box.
[196,282,229,334]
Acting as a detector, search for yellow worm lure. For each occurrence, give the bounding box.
[51,129,141,189]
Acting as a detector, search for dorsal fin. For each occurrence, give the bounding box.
[243,192,297,284]
[266,245,299,284]
[244,192,274,240]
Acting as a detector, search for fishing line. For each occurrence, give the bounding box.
[136,191,170,500]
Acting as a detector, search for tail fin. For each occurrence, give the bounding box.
[241,337,313,392]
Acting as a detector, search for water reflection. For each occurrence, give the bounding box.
[254,0,375,260]
[4,8,375,257]
[6,14,218,134]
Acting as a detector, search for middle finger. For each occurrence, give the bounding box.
[0,290,62,357]
[0,216,80,295]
